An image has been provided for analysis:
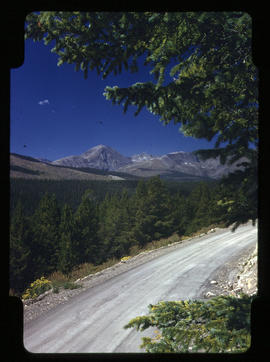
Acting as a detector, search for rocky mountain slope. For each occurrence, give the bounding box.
[10,153,125,181]
[52,145,131,171]
[52,145,247,179]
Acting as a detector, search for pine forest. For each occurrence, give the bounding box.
[10,175,254,296]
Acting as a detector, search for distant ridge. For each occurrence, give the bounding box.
[11,153,43,163]
[52,144,248,179]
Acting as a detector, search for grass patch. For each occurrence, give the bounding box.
[48,257,120,289]
[144,233,181,251]
[69,258,119,281]
[63,281,81,290]
[49,271,69,292]
[48,272,82,292]
[10,165,43,175]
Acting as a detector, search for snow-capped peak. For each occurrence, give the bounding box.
[168,151,186,155]
[131,152,153,163]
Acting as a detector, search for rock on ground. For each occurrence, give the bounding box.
[201,243,257,298]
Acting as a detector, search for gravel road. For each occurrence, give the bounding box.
[23,222,257,353]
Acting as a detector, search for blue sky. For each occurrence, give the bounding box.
[11,38,219,161]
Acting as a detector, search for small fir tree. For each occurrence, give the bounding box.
[9,201,32,293]
[58,204,78,275]
[124,294,254,353]
[74,189,100,264]
[31,193,60,277]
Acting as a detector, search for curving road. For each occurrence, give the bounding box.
[24,223,257,353]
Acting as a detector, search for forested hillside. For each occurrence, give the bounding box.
[10,178,201,218]
[10,178,139,217]
[10,175,253,296]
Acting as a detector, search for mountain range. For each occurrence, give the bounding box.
[51,144,247,179]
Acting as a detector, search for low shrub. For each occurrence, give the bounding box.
[22,276,52,300]
[121,256,132,262]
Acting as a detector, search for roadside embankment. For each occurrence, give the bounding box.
[201,242,257,299]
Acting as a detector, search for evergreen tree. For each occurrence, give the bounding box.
[98,190,134,259]
[98,193,119,258]
[170,192,190,236]
[214,165,257,230]
[147,176,173,239]
[125,294,254,353]
[112,188,136,256]
[119,189,135,254]
[132,179,153,246]
[188,182,213,232]
[58,204,78,275]
[132,177,172,246]
[31,193,60,277]
[74,189,100,264]
[9,201,31,293]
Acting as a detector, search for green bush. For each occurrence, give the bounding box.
[124,294,254,353]
[53,286,59,293]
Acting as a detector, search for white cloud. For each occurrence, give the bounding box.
[38,99,49,105]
